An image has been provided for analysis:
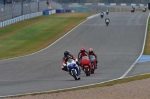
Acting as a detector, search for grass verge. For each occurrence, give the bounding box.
[143,16,150,54]
[0,12,96,60]
[5,73,150,98]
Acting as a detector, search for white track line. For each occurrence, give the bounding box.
[0,14,98,98]
[119,13,150,79]
[1,13,149,98]
[0,77,121,98]
[0,18,90,62]
[2,73,150,98]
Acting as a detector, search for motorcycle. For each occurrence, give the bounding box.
[143,8,146,12]
[65,58,80,80]
[80,56,92,76]
[100,14,104,18]
[105,19,110,26]
[89,55,97,74]
[106,11,109,15]
[131,9,135,13]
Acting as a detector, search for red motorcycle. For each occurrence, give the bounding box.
[89,55,97,74]
[80,56,92,76]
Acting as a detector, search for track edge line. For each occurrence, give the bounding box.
[119,12,150,79]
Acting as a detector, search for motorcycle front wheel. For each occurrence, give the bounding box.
[85,68,90,76]
[71,69,78,80]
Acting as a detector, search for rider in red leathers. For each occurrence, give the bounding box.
[88,48,98,69]
[78,47,89,66]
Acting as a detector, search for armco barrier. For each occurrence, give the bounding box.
[43,10,56,15]
[65,9,71,12]
[8,20,10,25]
[14,18,17,23]
[49,11,52,15]
[56,9,64,13]
[51,10,56,14]
[11,19,13,24]
[43,10,49,15]
[0,22,2,28]
[116,3,121,6]
[126,3,131,6]
[2,22,4,27]
[4,21,6,27]
[7,20,9,25]
[70,3,148,7]
[0,11,56,28]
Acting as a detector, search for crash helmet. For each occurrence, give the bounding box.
[89,48,94,53]
[80,47,85,53]
[64,50,70,57]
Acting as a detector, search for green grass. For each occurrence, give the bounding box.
[143,17,150,54]
[3,12,150,99]
[0,13,96,59]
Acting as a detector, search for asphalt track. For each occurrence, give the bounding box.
[127,61,150,77]
[0,12,149,96]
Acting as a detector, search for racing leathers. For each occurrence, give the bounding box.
[88,52,98,69]
[78,51,89,66]
[62,54,81,76]
[62,54,76,71]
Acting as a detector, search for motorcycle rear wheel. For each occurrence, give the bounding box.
[85,68,90,76]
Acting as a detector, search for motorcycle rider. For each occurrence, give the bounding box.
[88,48,98,69]
[131,6,135,13]
[78,47,89,65]
[100,11,104,18]
[143,8,147,12]
[105,18,110,25]
[106,9,109,15]
[62,51,79,71]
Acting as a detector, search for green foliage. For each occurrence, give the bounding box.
[0,13,94,60]
[143,17,150,55]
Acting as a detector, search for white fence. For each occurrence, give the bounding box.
[0,10,56,28]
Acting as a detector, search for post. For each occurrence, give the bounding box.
[21,0,23,15]
[38,0,40,12]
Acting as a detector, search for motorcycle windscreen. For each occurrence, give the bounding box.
[89,55,95,62]
[106,20,109,22]
[67,59,76,68]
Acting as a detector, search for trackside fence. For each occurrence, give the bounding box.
[0,10,56,28]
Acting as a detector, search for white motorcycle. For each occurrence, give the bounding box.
[64,58,80,80]
[105,19,110,26]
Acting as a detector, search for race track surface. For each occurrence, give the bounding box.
[127,61,150,77]
[0,12,148,96]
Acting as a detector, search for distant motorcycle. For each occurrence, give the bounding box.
[105,19,110,26]
[143,8,146,12]
[65,58,80,80]
[100,14,104,18]
[131,9,135,13]
[80,56,92,76]
[106,11,109,15]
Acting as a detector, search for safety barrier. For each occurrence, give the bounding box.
[70,3,147,7]
[0,11,43,28]
[43,9,70,14]
[0,9,69,28]
[43,10,56,15]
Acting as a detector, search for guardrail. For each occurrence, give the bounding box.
[69,3,148,7]
[43,10,56,15]
[0,10,56,28]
